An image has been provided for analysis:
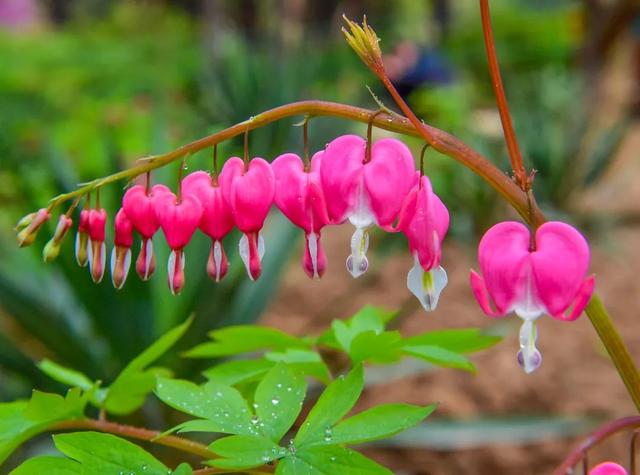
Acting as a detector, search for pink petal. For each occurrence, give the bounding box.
[590,462,628,475]
[470,270,503,317]
[136,237,155,281]
[551,275,595,321]
[123,185,161,238]
[183,171,234,240]
[88,208,107,242]
[207,240,229,282]
[477,221,531,314]
[114,208,133,248]
[153,192,203,250]
[364,138,417,227]
[531,221,591,317]
[319,135,366,223]
[220,157,274,233]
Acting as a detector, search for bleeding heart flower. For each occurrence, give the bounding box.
[219,157,274,281]
[75,209,90,267]
[182,171,234,282]
[87,208,107,283]
[123,184,170,280]
[470,221,595,373]
[110,208,133,290]
[152,189,203,295]
[396,175,449,311]
[16,208,50,248]
[272,151,330,279]
[43,214,73,263]
[320,135,416,278]
[590,462,628,475]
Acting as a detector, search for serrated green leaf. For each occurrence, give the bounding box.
[155,377,254,436]
[204,359,274,386]
[348,331,402,364]
[265,349,331,384]
[53,431,168,473]
[208,435,286,470]
[402,329,501,353]
[254,363,306,442]
[294,365,363,447]
[37,359,95,392]
[322,307,395,354]
[278,446,391,475]
[350,306,395,331]
[185,325,309,358]
[329,404,436,445]
[102,317,192,415]
[403,345,476,372]
[10,456,81,474]
[0,389,88,464]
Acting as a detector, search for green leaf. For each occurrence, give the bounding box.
[403,345,476,372]
[53,431,169,474]
[171,463,193,475]
[204,359,274,386]
[208,435,286,470]
[402,329,501,353]
[10,456,81,475]
[154,379,249,434]
[321,307,395,353]
[37,359,95,392]
[155,377,254,436]
[348,331,402,364]
[185,325,309,358]
[0,389,88,464]
[265,349,331,384]
[103,316,192,415]
[254,363,306,442]
[277,446,391,475]
[294,365,363,447]
[329,404,436,445]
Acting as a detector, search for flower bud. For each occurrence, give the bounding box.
[42,215,73,263]
[75,209,91,267]
[88,208,107,283]
[16,208,50,247]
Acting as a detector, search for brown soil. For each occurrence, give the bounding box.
[260,174,640,473]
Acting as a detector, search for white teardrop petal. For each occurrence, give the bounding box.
[346,226,369,278]
[239,234,252,279]
[407,258,448,312]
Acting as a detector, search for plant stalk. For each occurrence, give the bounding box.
[52,418,216,460]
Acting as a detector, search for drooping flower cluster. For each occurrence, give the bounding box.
[19,134,450,308]
[470,221,595,373]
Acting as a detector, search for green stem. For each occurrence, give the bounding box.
[585,296,640,410]
[51,418,216,460]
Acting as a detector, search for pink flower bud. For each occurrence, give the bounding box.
[43,214,73,263]
[272,151,329,279]
[590,462,628,475]
[110,209,133,289]
[16,208,50,248]
[75,209,90,267]
[88,208,107,283]
[219,157,275,280]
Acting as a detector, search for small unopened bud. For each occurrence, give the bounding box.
[207,240,229,282]
[43,215,73,263]
[16,208,50,247]
[88,208,107,283]
[136,237,156,280]
[75,209,91,267]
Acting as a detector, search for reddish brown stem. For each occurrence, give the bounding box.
[479,0,528,191]
[554,416,640,474]
[52,418,216,460]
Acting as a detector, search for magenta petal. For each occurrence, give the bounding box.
[207,240,229,282]
[477,221,531,314]
[183,170,234,240]
[531,221,591,317]
[551,275,595,321]
[114,209,133,248]
[167,249,186,295]
[88,208,107,243]
[364,138,416,227]
[589,462,628,475]
[123,185,161,238]
[221,157,274,233]
[320,135,366,223]
[153,192,203,250]
[470,270,503,317]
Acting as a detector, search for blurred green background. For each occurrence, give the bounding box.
[1,0,639,473]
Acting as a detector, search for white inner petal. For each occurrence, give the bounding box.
[213,240,223,282]
[518,318,542,374]
[348,181,375,228]
[142,238,154,280]
[308,232,319,279]
[257,233,265,260]
[406,257,448,312]
[513,267,545,319]
[238,234,256,280]
[74,233,86,266]
[168,250,177,294]
[346,226,369,278]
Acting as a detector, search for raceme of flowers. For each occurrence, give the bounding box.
[15,134,595,374]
